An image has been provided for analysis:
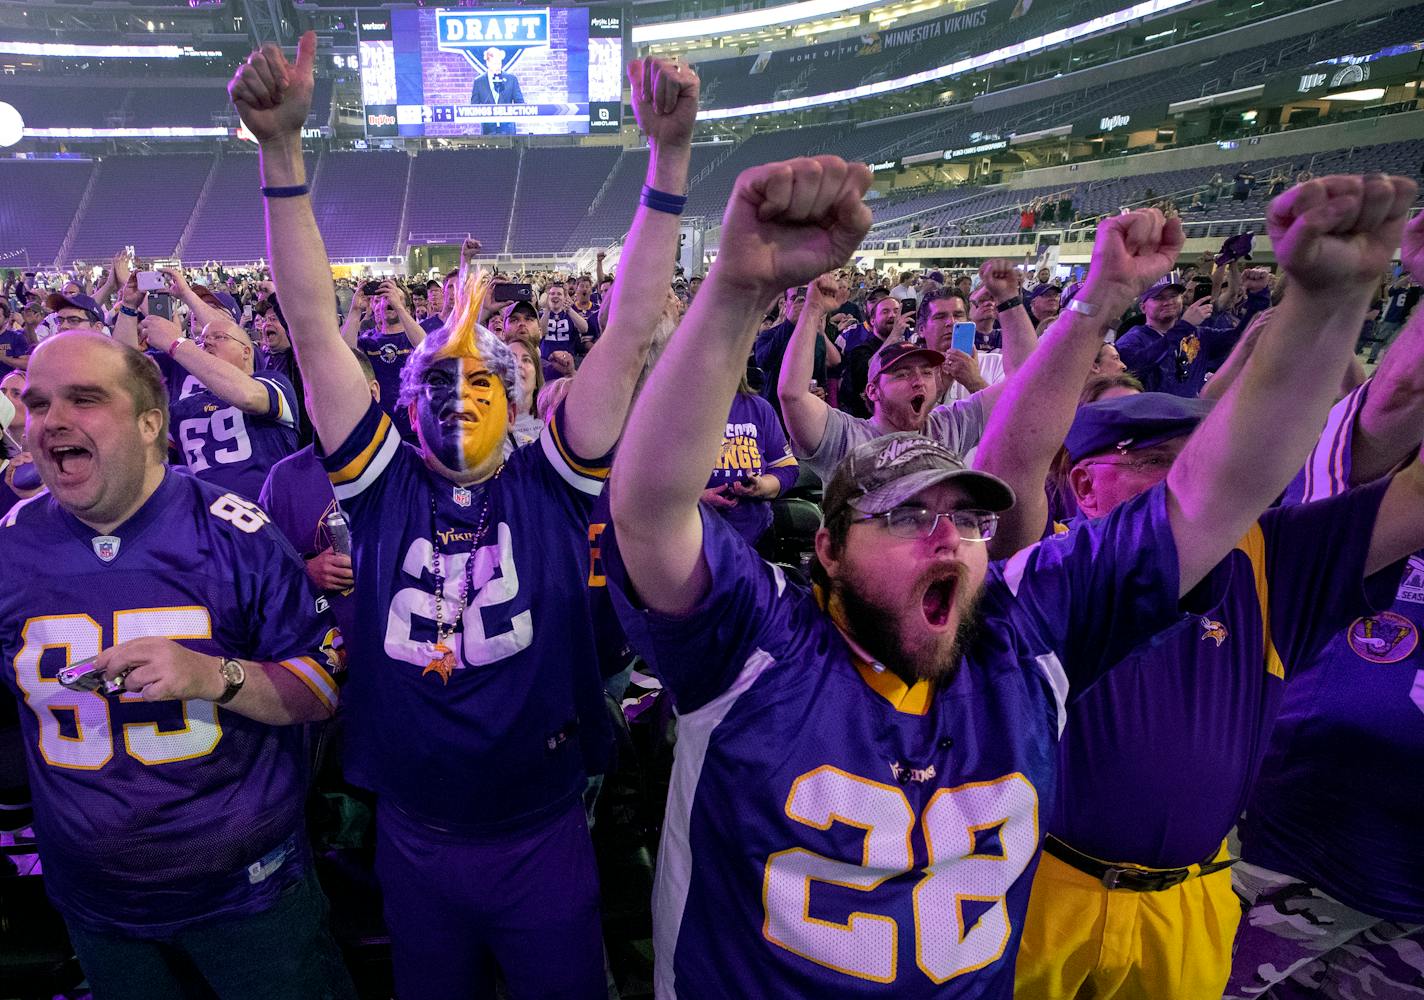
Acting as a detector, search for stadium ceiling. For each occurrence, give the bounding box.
[695,0,1199,120]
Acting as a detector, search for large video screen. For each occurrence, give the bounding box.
[359,7,624,138]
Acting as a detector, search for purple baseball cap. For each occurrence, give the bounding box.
[44,292,103,323]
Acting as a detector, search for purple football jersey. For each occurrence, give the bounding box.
[1049,476,1400,869]
[0,470,339,936]
[541,310,579,358]
[602,485,1184,998]
[258,444,358,643]
[1243,381,1424,921]
[705,392,798,544]
[169,372,299,500]
[356,329,416,420]
[0,329,33,364]
[146,348,204,404]
[318,399,612,832]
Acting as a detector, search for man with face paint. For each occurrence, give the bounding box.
[231,35,699,998]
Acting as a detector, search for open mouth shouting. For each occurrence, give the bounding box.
[910,393,927,417]
[920,568,960,631]
[46,441,95,487]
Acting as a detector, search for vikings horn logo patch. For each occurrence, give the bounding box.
[1347,612,1420,665]
[1199,617,1228,647]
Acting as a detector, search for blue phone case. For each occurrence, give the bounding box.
[951,322,977,355]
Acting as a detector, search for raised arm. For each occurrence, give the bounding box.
[1212,259,1240,312]
[160,267,227,331]
[975,210,1182,557]
[1169,174,1416,595]
[380,278,428,348]
[110,276,144,350]
[566,306,589,336]
[1198,306,1273,402]
[339,287,367,347]
[1367,452,1424,577]
[1347,213,1424,483]
[229,33,370,451]
[612,157,872,615]
[985,260,1035,375]
[559,58,697,460]
[776,272,838,456]
[139,316,272,415]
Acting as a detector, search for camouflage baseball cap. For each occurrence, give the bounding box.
[823,432,1015,519]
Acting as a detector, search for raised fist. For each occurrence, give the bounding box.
[229,31,317,145]
[715,156,872,296]
[628,58,699,149]
[1080,208,1185,313]
[1268,174,1416,291]
[807,272,839,313]
[978,259,1018,304]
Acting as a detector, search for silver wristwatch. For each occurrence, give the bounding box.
[215,657,246,705]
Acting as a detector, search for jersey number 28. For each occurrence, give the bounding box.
[763,766,1038,984]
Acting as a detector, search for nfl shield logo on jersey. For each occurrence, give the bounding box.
[453,487,472,508]
[92,535,121,562]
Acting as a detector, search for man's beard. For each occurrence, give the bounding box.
[832,571,981,686]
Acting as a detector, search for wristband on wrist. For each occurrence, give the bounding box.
[996,295,1024,311]
[260,184,310,198]
[167,336,190,357]
[639,185,687,215]
[119,305,141,318]
[1065,298,1101,318]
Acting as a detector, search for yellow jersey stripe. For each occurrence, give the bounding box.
[277,656,338,712]
[328,413,394,487]
[1235,525,1285,679]
[549,415,611,480]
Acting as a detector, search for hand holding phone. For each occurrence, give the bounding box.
[136,271,168,293]
[951,321,976,356]
[493,282,534,303]
[57,657,125,695]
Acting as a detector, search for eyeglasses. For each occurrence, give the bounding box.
[853,505,998,541]
[1079,453,1175,476]
[56,314,97,328]
[198,331,252,351]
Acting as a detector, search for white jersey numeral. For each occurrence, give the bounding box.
[12,608,223,770]
[385,521,534,672]
[762,766,1037,984]
[179,406,252,473]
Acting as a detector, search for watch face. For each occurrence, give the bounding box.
[221,658,245,685]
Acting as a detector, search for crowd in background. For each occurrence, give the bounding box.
[0,34,1423,1000]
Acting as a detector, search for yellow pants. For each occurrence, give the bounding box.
[1014,844,1241,1000]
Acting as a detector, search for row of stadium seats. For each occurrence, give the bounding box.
[863,138,1424,246]
[7,130,1417,268]
[848,3,1424,165]
[0,77,333,131]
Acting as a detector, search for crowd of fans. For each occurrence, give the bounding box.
[1,33,1423,1000]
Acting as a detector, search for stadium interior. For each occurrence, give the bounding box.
[1,0,1422,996]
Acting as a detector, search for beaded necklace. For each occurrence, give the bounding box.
[423,468,501,683]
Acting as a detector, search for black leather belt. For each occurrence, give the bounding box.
[1043,835,1237,893]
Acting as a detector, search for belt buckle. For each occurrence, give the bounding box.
[1100,867,1126,890]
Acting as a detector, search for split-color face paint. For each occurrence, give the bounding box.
[412,356,508,475]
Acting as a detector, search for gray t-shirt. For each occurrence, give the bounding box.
[797,394,988,482]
